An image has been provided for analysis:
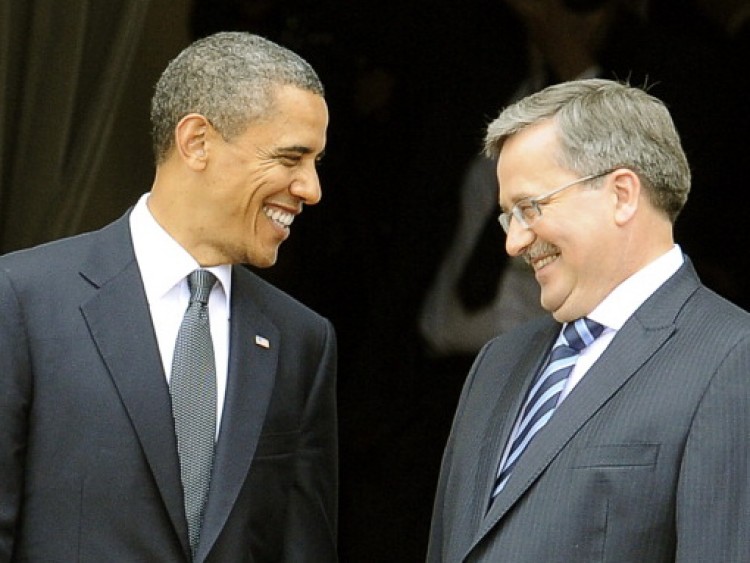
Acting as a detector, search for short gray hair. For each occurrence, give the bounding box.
[151,31,324,163]
[484,79,690,222]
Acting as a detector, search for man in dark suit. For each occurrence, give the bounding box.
[428,79,750,562]
[0,32,337,562]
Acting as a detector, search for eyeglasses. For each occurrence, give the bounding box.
[497,169,614,233]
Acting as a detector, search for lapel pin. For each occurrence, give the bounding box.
[255,335,270,349]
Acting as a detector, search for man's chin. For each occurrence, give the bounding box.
[541,293,572,323]
[245,249,279,269]
[548,298,587,324]
[539,290,558,315]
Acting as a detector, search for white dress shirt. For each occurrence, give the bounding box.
[560,244,684,401]
[129,193,232,437]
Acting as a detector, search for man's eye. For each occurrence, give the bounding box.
[278,155,301,166]
[518,204,537,222]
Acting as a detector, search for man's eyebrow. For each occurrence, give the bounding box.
[275,145,326,162]
[276,145,314,155]
[499,192,531,212]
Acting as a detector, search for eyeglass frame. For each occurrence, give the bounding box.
[497,168,616,233]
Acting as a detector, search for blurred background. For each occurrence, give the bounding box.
[2,0,748,560]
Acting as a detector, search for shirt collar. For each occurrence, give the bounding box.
[129,193,232,306]
[588,244,684,331]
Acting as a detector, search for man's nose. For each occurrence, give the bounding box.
[504,218,534,257]
[290,167,322,205]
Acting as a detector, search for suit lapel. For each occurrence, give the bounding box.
[78,214,190,557]
[196,268,280,562]
[471,262,701,556]
[466,320,558,536]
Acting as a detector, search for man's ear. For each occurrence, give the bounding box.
[611,168,641,226]
[174,113,209,170]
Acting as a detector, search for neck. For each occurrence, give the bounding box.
[147,173,225,267]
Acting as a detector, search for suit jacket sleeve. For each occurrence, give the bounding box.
[0,269,32,561]
[675,332,750,560]
[282,318,338,561]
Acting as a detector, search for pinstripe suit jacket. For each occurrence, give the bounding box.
[428,260,750,562]
[0,212,338,562]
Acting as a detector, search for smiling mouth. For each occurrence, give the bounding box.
[532,254,559,271]
[264,206,295,229]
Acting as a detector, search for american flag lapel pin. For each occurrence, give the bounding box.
[255,335,270,349]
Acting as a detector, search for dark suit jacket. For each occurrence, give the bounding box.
[0,212,338,562]
[428,261,750,562]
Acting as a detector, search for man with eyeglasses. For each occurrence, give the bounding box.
[428,78,750,562]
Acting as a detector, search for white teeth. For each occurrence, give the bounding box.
[534,255,558,270]
[264,207,294,228]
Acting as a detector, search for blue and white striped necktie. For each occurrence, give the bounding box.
[490,317,605,501]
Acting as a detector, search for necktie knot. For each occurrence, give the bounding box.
[188,270,216,306]
[563,317,605,353]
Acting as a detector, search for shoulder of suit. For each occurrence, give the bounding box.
[232,265,331,327]
[1,223,112,275]
[687,285,750,335]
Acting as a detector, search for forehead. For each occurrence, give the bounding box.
[497,120,563,205]
[270,85,328,126]
[241,85,328,150]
